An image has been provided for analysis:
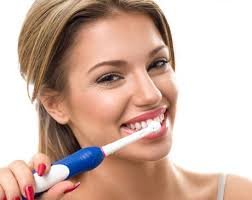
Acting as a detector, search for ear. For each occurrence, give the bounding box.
[39,90,70,125]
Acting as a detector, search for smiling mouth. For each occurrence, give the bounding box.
[121,108,168,132]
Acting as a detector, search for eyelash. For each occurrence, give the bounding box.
[96,58,169,85]
[148,59,169,72]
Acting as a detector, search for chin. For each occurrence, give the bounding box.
[142,143,172,161]
[115,139,173,162]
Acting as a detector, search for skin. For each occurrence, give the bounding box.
[60,11,178,199]
[61,11,177,161]
[0,11,251,200]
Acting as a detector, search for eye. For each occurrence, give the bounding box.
[96,73,123,85]
[148,58,169,71]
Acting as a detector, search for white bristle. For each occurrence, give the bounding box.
[102,121,161,156]
[147,121,161,133]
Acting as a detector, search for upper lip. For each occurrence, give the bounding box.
[122,106,168,125]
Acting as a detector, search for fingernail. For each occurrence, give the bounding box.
[64,182,80,194]
[37,163,46,176]
[13,197,21,200]
[24,185,34,200]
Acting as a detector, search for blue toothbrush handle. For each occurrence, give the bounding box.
[22,146,105,200]
[54,146,105,178]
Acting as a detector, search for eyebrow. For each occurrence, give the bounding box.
[87,45,167,74]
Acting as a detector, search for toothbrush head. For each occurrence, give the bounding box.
[101,121,162,156]
[147,121,161,133]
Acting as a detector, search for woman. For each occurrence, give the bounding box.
[0,0,251,199]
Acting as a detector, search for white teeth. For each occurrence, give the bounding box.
[154,117,160,123]
[160,113,164,121]
[147,119,153,125]
[135,122,141,130]
[124,111,167,131]
[166,118,170,128]
[130,124,135,130]
[141,121,147,128]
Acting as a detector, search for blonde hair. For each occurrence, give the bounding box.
[18,0,175,162]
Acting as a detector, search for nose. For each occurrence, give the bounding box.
[131,71,162,108]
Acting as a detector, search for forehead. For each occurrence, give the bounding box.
[67,12,166,70]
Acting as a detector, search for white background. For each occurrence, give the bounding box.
[0,1,252,179]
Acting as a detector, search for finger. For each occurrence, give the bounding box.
[8,160,35,198]
[40,181,80,200]
[0,167,22,199]
[29,153,51,176]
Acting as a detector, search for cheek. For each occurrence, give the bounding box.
[155,72,178,121]
[89,90,128,123]
[67,88,129,146]
[69,88,128,128]
[168,75,178,103]
[155,72,178,102]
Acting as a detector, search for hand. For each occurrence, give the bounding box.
[0,153,80,200]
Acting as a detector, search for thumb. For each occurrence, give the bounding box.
[40,181,80,200]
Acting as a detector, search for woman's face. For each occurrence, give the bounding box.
[62,12,178,161]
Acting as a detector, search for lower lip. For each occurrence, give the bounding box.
[120,114,169,140]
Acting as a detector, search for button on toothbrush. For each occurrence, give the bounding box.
[21,121,161,199]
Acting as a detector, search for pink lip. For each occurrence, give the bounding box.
[122,106,167,125]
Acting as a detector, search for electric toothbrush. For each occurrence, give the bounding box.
[21,121,161,199]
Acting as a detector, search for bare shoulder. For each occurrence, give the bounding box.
[224,174,252,200]
[177,166,252,200]
[175,165,220,199]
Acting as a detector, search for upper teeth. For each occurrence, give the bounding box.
[126,113,165,131]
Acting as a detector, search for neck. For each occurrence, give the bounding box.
[74,157,183,200]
